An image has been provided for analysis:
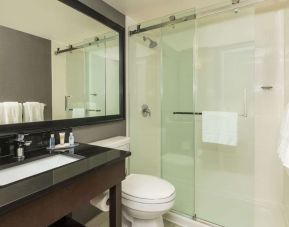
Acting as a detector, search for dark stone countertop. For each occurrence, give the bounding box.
[0,143,130,216]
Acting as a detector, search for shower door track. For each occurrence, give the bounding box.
[129,0,264,36]
[129,14,196,36]
[193,214,226,227]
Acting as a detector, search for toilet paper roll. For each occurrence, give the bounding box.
[90,190,110,212]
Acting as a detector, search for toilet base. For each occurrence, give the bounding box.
[122,216,164,227]
[122,209,164,227]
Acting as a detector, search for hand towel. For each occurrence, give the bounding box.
[23,102,45,122]
[72,108,85,118]
[0,103,4,125]
[278,103,289,168]
[202,111,238,146]
[2,102,22,124]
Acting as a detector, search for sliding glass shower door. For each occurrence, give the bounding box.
[160,9,196,217]
[194,7,255,227]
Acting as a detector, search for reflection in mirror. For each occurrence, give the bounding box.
[0,0,122,125]
[53,32,120,120]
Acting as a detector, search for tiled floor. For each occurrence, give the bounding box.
[164,219,182,227]
[85,212,182,227]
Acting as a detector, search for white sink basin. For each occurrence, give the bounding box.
[0,155,79,186]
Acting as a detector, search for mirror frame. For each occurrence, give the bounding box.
[0,0,125,134]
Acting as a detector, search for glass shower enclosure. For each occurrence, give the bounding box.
[65,32,120,118]
[129,2,256,227]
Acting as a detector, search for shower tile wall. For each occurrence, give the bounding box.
[129,26,162,177]
[254,7,285,227]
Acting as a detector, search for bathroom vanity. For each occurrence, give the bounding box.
[0,0,127,226]
[0,144,130,227]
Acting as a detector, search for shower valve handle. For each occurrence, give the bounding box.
[142,104,151,118]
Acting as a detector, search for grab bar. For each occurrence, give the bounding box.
[173,112,246,117]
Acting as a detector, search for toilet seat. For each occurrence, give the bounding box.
[122,174,175,202]
[122,192,176,204]
[122,174,176,217]
[122,174,176,206]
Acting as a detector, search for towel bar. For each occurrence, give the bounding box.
[173,89,248,118]
[173,112,247,118]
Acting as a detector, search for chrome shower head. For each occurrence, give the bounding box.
[232,0,240,4]
[143,36,158,48]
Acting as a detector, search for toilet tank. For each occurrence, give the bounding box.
[89,136,130,151]
[90,137,130,174]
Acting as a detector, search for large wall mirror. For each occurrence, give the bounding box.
[0,0,125,132]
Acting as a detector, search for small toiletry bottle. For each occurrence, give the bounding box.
[49,134,55,148]
[69,132,74,146]
[59,132,65,145]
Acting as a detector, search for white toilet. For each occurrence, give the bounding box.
[90,136,176,227]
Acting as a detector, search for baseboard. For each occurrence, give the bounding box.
[164,212,209,227]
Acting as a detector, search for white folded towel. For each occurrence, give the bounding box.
[0,103,5,125]
[278,104,289,168]
[72,108,85,118]
[23,102,45,122]
[202,111,238,146]
[2,102,22,124]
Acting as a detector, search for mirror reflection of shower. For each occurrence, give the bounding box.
[143,36,158,48]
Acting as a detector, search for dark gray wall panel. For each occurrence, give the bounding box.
[0,25,52,120]
[73,120,126,143]
[79,0,125,27]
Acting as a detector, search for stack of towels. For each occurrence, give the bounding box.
[23,102,45,122]
[0,102,22,124]
[278,104,289,168]
[0,102,45,124]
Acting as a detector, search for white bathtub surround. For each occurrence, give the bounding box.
[23,102,45,122]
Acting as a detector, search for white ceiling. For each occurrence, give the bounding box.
[0,0,112,44]
[102,0,226,22]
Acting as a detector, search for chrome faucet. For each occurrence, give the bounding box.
[15,134,32,160]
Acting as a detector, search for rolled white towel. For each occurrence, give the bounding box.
[2,102,22,124]
[23,102,45,122]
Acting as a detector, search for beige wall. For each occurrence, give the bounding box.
[283,5,289,227]
[51,41,67,120]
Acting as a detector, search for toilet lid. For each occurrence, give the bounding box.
[122,174,176,204]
